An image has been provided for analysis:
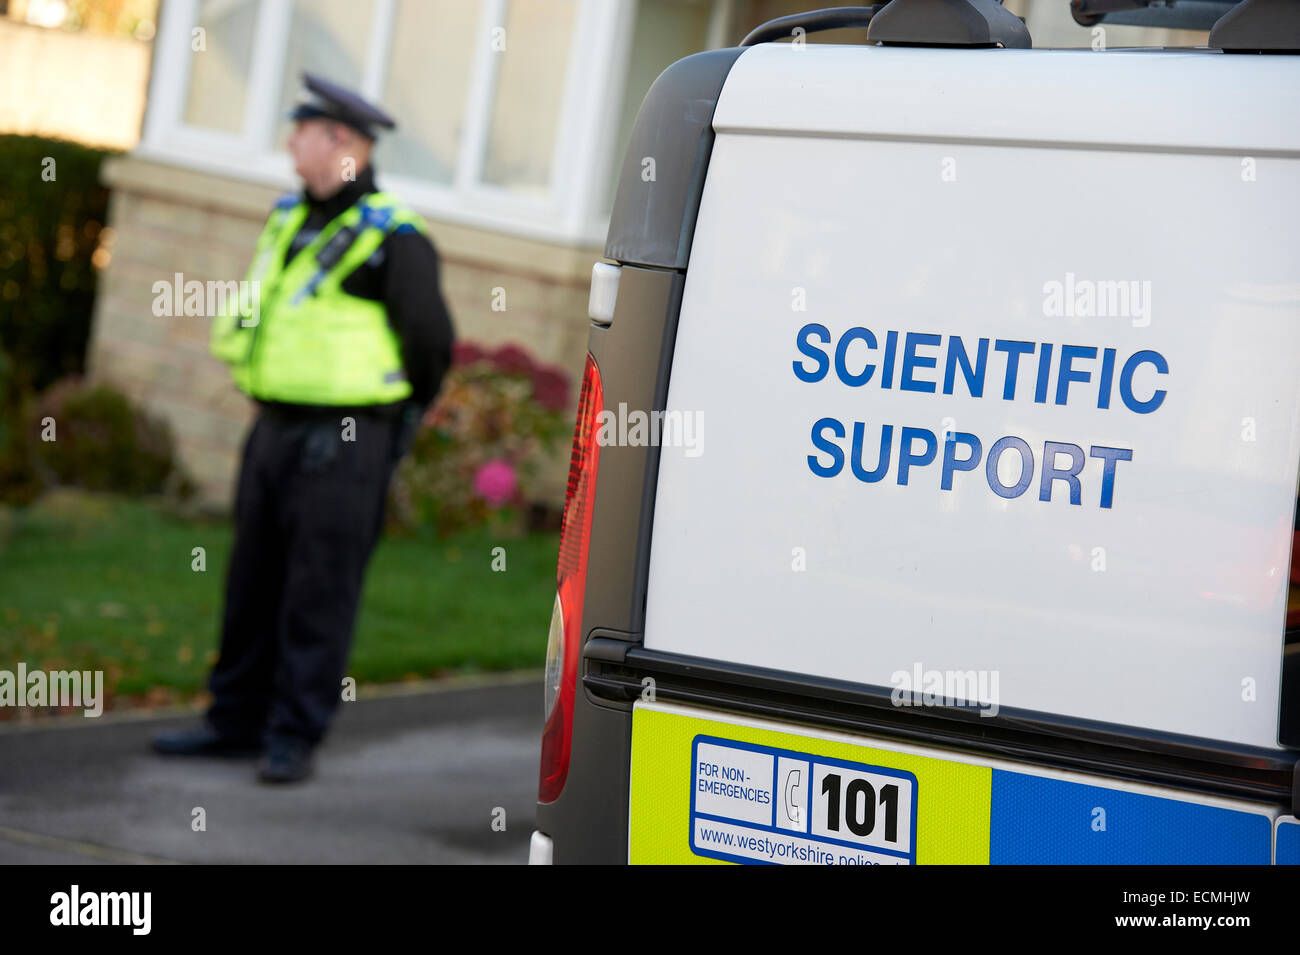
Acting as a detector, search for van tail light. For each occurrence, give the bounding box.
[539,353,603,803]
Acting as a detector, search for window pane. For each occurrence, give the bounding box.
[184,0,260,133]
[275,0,375,147]
[481,0,578,195]
[601,0,715,216]
[374,0,481,186]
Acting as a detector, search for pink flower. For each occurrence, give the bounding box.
[473,459,517,507]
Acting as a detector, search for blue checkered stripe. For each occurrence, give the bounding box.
[988,770,1276,864]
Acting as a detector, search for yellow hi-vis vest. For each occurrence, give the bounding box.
[210,190,424,405]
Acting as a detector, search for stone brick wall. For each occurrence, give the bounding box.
[86,155,598,511]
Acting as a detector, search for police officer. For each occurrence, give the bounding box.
[153,75,455,782]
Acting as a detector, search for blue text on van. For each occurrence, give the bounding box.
[793,324,1169,509]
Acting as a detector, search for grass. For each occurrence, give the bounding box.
[0,490,558,712]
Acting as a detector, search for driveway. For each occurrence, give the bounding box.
[0,673,542,864]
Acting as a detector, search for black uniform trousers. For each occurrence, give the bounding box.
[205,408,399,747]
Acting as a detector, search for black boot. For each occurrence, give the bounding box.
[257,735,315,783]
[152,724,262,757]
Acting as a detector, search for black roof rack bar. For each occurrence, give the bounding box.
[1210,0,1300,53]
[868,0,1032,48]
[1072,0,1238,31]
[740,5,886,47]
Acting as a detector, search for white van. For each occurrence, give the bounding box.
[531,0,1300,865]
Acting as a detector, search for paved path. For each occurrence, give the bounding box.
[0,673,542,864]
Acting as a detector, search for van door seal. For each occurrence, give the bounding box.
[591,646,1297,806]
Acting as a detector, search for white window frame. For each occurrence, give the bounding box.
[139,0,641,246]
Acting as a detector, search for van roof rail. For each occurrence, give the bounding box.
[739,1,1031,49]
[739,5,886,46]
[866,0,1032,48]
[1209,0,1300,53]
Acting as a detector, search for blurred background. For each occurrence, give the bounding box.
[0,0,1207,716]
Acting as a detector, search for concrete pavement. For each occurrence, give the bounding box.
[0,672,543,864]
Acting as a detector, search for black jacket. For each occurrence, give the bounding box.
[258,164,456,421]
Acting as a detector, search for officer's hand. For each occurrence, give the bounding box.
[300,422,341,474]
[392,402,423,463]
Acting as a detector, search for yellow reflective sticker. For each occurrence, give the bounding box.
[629,701,990,865]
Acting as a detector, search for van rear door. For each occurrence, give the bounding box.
[617,44,1300,863]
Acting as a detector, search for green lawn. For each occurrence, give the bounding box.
[0,490,558,710]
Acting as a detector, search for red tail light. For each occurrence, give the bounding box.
[539,353,603,803]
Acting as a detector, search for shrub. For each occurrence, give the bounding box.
[0,344,41,505]
[0,135,115,394]
[29,377,178,496]
[389,342,572,537]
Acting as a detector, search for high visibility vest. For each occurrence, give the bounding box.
[210,190,424,405]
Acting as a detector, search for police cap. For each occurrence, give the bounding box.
[288,73,396,140]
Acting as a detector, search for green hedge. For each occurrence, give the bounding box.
[0,135,116,394]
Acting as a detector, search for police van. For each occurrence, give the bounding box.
[531,0,1300,864]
